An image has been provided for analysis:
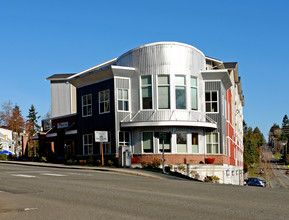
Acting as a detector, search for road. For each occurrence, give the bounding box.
[0,163,289,220]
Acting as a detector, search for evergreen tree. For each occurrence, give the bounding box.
[26,104,41,136]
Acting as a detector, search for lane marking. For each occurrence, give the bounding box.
[41,173,67,177]
[24,208,38,211]
[11,174,36,178]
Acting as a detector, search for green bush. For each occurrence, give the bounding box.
[0,154,7,160]
[141,161,148,168]
[107,160,113,167]
[152,158,162,168]
[40,157,47,163]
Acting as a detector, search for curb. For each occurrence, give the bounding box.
[0,160,163,179]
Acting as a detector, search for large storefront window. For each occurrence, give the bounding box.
[175,76,186,109]
[158,75,170,109]
[143,132,153,153]
[141,76,152,109]
[158,132,171,152]
[177,131,187,153]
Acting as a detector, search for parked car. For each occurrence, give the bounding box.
[244,177,266,187]
[285,170,289,174]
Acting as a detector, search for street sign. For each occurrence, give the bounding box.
[95,131,108,142]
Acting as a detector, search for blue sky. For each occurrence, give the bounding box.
[1,0,289,138]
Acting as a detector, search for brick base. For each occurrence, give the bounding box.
[132,154,229,165]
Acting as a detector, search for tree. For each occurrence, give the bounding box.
[9,104,25,134]
[26,104,41,137]
[0,101,13,127]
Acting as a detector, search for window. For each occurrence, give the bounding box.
[205,91,218,112]
[192,133,199,153]
[175,76,186,109]
[83,134,93,155]
[206,132,219,154]
[82,94,92,117]
[99,89,110,114]
[104,132,111,154]
[118,89,129,111]
[158,132,171,152]
[177,131,187,153]
[141,76,152,109]
[158,75,170,109]
[143,132,153,153]
[119,131,130,146]
[191,77,198,110]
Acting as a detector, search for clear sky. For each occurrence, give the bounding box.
[1,0,289,139]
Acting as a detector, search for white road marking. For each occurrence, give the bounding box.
[24,208,38,211]
[41,173,67,177]
[11,174,36,178]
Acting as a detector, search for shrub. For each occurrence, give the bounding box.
[141,161,148,168]
[152,158,162,168]
[190,170,200,179]
[40,157,47,163]
[178,165,186,173]
[87,156,94,165]
[67,159,74,165]
[107,160,113,167]
[0,154,7,160]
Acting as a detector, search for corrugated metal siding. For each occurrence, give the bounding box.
[51,81,72,118]
[205,81,227,154]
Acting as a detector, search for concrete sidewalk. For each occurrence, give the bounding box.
[0,160,176,180]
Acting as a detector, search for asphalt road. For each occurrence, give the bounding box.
[0,163,289,220]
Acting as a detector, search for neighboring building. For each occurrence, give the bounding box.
[0,128,15,155]
[41,42,245,185]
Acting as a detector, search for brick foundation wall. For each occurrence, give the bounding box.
[132,154,229,165]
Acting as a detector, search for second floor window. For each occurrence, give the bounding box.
[99,89,110,114]
[118,89,129,111]
[191,77,198,110]
[141,75,152,109]
[175,76,186,109]
[205,91,218,112]
[82,94,92,117]
[158,75,170,109]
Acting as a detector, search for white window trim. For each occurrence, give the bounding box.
[83,133,93,155]
[118,131,130,147]
[142,131,154,154]
[157,75,170,110]
[82,94,92,117]
[157,131,172,153]
[140,75,153,110]
[205,90,219,113]
[176,131,188,154]
[99,89,110,114]
[175,75,187,110]
[206,132,220,154]
[117,88,130,112]
[190,76,198,111]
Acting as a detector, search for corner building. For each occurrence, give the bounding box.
[47,42,245,185]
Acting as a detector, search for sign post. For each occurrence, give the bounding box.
[95,131,108,166]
